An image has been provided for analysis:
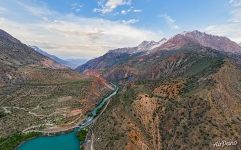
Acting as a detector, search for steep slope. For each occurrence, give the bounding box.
[0,29,113,147]
[0,30,66,87]
[0,31,43,67]
[81,31,241,150]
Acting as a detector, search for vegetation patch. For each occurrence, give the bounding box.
[0,132,41,150]
[0,111,6,118]
[77,128,88,142]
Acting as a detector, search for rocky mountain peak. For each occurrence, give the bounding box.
[182,30,241,53]
[107,39,168,55]
[138,38,168,50]
[153,30,241,54]
[153,34,193,51]
[137,40,159,51]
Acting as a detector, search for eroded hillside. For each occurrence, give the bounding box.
[90,60,241,150]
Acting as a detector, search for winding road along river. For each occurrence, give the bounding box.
[17,84,118,150]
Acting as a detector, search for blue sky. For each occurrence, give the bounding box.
[0,0,240,59]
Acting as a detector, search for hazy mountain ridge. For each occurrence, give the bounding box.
[65,58,87,69]
[31,46,87,69]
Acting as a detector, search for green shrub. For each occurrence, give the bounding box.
[77,129,88,141]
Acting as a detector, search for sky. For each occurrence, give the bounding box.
[0,0,240,59]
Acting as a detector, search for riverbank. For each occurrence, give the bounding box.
[81,85,119,150]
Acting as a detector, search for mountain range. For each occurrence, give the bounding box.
[77,30,241,150]
[31,46,87,69]
[76,30,241,74]
[0,28,241,150]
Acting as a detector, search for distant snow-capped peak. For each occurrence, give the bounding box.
[137,38,167,51]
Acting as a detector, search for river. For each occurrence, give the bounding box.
[17,84,118,150]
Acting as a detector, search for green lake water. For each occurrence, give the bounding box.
[18,132,80,150]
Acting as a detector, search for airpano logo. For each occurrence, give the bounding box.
[213,140,237,148]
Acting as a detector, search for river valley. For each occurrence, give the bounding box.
[17,84,118,150]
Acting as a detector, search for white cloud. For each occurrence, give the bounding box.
[229,7,241,23]
[205,24,241,43]
[120,7,142,15]
[120,7,132,15]
[17,1,56,19]
[229,0,241,7]
[0,6,7,13]
[160,14,179,30]
[94,0,132,14]
[71,2,83,12]
[0,1,162,59]
[121,19,139,24]
[133,9,142,13]
[121,9,128,15]
[203,0,241,43]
